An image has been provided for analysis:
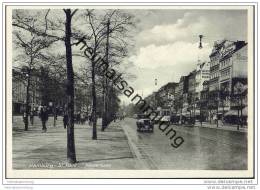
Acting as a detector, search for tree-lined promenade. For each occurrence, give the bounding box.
[12,9,135,163]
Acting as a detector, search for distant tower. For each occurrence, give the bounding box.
[155,78,157,86]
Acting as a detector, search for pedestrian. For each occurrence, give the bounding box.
[54,107,58,120]
[77,112,81,124]
[88,114,92,125]
[22,111,26,124]
[39,106,48,132]
[213,114,218,124]
[29,110,34,126]
[63,111,68,129]
[80,112,85,125]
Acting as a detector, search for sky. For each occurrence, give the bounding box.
[119,9,248,105]
[12,9,248,105]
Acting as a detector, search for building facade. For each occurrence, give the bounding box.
[12,67,41,115]
[195,61,210,99]
[209,40,228,92]
[219,41,247,112]
[143,38,248,126]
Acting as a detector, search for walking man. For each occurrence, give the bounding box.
[63,112,68,129]
[39,106,48,132]
[29,110,34,126]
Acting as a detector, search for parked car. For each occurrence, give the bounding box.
[170,115,180,124]
[136,114,154,133]
[160,115,171,124]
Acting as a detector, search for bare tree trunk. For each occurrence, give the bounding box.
[102,20,110,131]
[91,59,97,139]
[222,101,225,124]
[101,76,107,131]
[24,71,31,131]
[209,109,211,123]
[180,100,183,125]
[200,104,202,127]
[107,82,113,123]
[240,97,243,128]
[237,108,240,131]
[64,9,76,163]
[53,102,56,127]
[216,106,218,127]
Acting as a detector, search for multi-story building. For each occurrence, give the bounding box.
[12,67,41,115]
[12,68,27,114]
[178,76,189,97]
[208,40,234,119]
[144,39,247,126]
[200,80,210,121]
[173,82,179,114]
[183,70,196,118]
[209,40,227,92]
[178,73,192,118]
[188,70,196,97]
[195,61,210,99]
[219,41,247,113]
[147,82,178,113]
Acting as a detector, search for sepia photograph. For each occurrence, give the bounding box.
[4,3,255,180]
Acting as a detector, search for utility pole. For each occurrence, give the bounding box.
[102,19,110,131]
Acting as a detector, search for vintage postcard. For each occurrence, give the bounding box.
[4,3,255,180]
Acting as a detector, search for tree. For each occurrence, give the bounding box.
[37,63,67,126]
[100,10,135,131]
[174,95,183,124]
[187,93,193,121]
[208,90,219,126]
[64,8,78,163]
[13,9,78,163]
[13,11,58,130]
[231,79,247,130]
[76,9,134,138]
[219,85,230,123]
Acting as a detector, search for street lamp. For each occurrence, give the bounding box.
[199,34,204,49]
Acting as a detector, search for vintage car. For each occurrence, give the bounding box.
[136,114,154,132]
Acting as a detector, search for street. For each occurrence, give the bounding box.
[7,5,254,184]
[122,118,247,170]
[12,116,247,170]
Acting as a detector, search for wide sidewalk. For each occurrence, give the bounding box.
[194,120,248,133]
[12,116,141,170]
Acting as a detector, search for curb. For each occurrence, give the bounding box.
[120,122,149,169]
